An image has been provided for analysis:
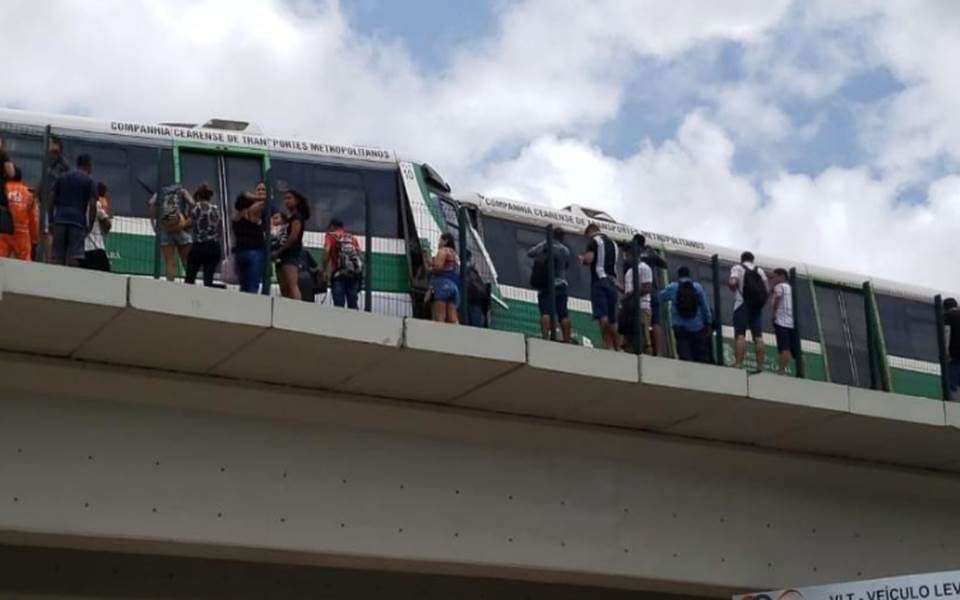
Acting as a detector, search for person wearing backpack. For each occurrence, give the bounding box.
[658,266,712,363]
[323,218,363,310]
[148,182,195,281]
[527,227,572,342]
[729,251,769,371]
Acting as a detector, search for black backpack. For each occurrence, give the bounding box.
[467,266,489,303]
[675,280,699,319]
[742,265,768,310]
[530,256,548,290]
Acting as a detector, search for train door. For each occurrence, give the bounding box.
[814,283,872,388]
[177,149,266,259]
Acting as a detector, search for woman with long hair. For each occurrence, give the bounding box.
[272,189,310,300]
[427,232,460,324]
[232,181,267,293]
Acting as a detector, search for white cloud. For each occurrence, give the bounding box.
[1,0,958,292]
[474,113,960,291]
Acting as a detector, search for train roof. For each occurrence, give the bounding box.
[0,108,397,166]
[462,192,955,303]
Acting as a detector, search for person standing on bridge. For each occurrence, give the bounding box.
[273,190,310,301]
[729,251,768,371]
[232,182,268,294]
[659,266,712,363]
[527,227,572,343]
[427,232,461,324]
[944,297,960,402]
[51,154,97,267]
[580,223,619,350]
[183,183,221,286]
[324,218,363,310]
[771,268,795,375]
[0,167,39,261]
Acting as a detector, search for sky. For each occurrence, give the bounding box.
[2,0,958,291]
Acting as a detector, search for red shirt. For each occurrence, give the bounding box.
[324,228,360,275]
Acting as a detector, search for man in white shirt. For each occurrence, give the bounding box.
[622,238,654,354]
[728,251,769,371]
[770,268,795,374]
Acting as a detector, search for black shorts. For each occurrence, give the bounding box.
[52,224,86,264]
[774,324,795,355]
[80,249,111,272]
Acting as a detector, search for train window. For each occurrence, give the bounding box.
[63,139,169,218]
[0,133,43,188]
[876,294,939,363]
[481,216,592,299]
[815,284,873,388]
[271,159,399,237]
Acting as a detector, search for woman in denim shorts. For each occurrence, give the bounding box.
[428,232,460,324]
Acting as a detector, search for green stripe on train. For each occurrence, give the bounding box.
[105,233,411,293]
[890,367,942,400]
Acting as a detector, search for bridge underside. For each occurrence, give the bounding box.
[0,544,701,600]
[2,260,960,596]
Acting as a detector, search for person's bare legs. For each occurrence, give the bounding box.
[778,350,791,374]
[734,335,747,368]
[560,318,572,343]
[539,314,551,339]
[281,265,300,300]
[652,324,666,356]
[431,300,446,322]
[162,245,177,281]
[445,302,459,324]
[754,333,766,371]
[177,244,191,274]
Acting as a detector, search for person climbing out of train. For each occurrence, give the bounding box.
[527,227,572,343]
[148,182,195,281]
[770,268,795,375]
[579,223,619,350]
[231,182,268,294]
[182,183,221,286]
[619,234,655,354]
[51,154,97,267]
[944,297,960,402]
[659,266,712,363]
[426,232,461,324]
[465,251,491,328]
[0,166,39,261]
[272,189,310,301]
[729,251,769,372]
[79,182,112,272]
[324,217,363,310]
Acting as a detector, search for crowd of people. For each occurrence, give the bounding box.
[526,224,956,386]
[1,135,957,394]
[0,136,367,308]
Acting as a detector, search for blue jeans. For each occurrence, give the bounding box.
[949,358,960,400]
[468,304,487,328]
[332,276,360,309]
[235,249,266,294]
[674,327,710,363]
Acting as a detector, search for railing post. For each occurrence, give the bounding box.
[152,149,164,280]
[863,282,879,390]
[37,125,52,263]
[789,267,805,378]
[935,294,950,401]
[260,167,274,296]
[457,207,469,325]
[631,238,643,355]
[364,191,373,312]
[711,254,724,366]
[545,225,556,341]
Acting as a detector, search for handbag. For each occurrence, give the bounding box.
[218,256,239,285]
